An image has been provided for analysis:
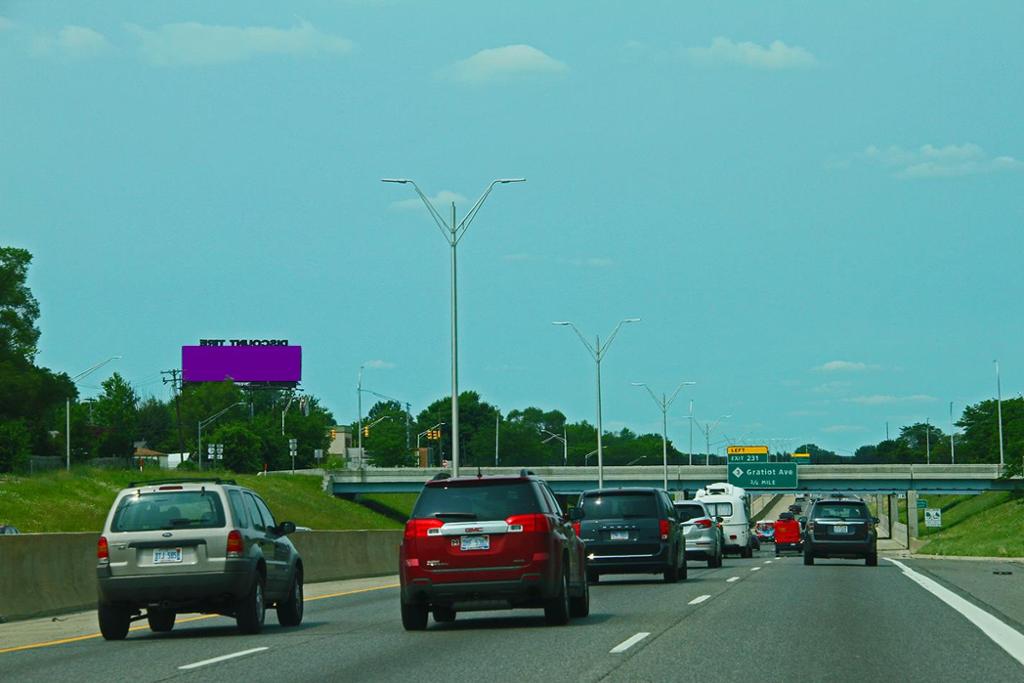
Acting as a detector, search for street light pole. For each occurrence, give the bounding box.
[541,428,569,466]
[688,400,694,466]
[384,178,525,478]
[553,318,641,488]
[65,356,121,471]
[633,380,696,490]
[949,401,956,464]
[995,360,1005,467]
[925,417,931,465]
[357,364,364,452]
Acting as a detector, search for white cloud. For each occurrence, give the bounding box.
[862,143,1022,179]
[811,380,852,394]
[815,360,870,372]
[687,37,816,70]
[126,20,353,66]
[847,394,936,406]
[390,190,467,212]
[32,25,111,59]
[442,44,568,84]
[822,424,866,433]
[363,359,395,370]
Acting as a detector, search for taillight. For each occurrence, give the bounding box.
[97,536,109,564]
[404,519,444,539]
[226,530,244,558]
[572,521,581,536]
[659,519,670,540]
[506,514,551,533]
[695,518,713,529]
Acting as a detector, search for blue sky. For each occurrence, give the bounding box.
[3,1,1022,455]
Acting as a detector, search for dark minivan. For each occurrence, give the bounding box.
[802,495,878,566]
[572,488,686,583]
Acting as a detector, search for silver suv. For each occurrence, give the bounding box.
[96,478,304,639]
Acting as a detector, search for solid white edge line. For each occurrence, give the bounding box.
[887,559,1024,667]
[610,632,650,654]
[750,566,761,572]
[179,647,270,670]
[727,576,740,582]
[688,595,712,605]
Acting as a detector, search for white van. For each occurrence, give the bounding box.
[697,493,752,558]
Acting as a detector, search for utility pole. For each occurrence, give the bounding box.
[161,369,185,458]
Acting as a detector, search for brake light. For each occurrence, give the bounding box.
[158,485,183,490]
[695,518,713,529]
[97,536,109,564]
[659,519,670,540]
[404,519,444,539]
[506,514,551,533]
[572,521,581,536]
[226,530,244,558]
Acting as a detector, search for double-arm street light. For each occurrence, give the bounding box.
[633,380,696,490]
[198,402,245,470]
[383,177,525,477]
[66,355,121,471]
[553,318,641,487]
[691,414,731,465]
[540,428,568,466]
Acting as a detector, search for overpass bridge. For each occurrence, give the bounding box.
[327,463,1017,496]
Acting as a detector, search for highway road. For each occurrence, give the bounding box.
[3,552,1023,682]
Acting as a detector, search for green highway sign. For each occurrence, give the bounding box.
[916,499,928,509]
[727,453,768,463]
[728,462,798,489]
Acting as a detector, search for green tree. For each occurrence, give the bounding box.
[210,423,263,473]
[137,397,173,452]
[0,419,31,472]
[363,400,413,467]
[0,247,41,362]
[92,372,140,459]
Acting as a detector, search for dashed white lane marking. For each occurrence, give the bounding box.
[688,595,712,605]
[764,560,772,564]
[750,566,761,572]
[727,576,740,583]
[887,559,1024,667]
[610,632,650,654]
[179,647,269,670]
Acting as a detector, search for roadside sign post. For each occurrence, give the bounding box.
[924,508,941,528]
[728,462,798,489]
[289,438,298,474]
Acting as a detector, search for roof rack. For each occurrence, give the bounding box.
[431,472,451,481]
[519,469,536,477]
[128,477,237,488]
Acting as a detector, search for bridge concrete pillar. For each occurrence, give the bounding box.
[888,494,898,538]
[907,490,919,539]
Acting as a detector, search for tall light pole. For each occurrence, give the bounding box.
[553,318,641,487]
[65,356,121,471]
[995,360,1005,467]
[925,417,931,465]
[688,400,694,466]
[357,364,365,453]
[383,178,525,477]
[692,414,731,465]
[633,380,696,490]
[541,428,568,466]
[949,401,956,464]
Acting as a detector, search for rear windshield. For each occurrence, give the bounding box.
[674,504,707,522]
[413,482,541,521]
[111,491,227,532]
[581,492,659,519]
[813,503,868,520]
[703,502,734,518]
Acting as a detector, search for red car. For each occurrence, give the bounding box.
[773,512,803,556]
[399,471,590,630]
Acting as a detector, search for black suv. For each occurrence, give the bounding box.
[400,471,589,630]
[574,488,687,583]
[802,495,879,566]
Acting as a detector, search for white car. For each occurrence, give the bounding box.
[697,493,753,558]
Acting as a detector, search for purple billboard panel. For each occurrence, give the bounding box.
[182,346,302,383]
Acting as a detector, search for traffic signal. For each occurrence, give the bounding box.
[362,426,370,437]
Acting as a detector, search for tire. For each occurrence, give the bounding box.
[432,606,456,623]
[803,551,814,566]
[663,561,679,583]
[569,575,590,618]
[401,600,428,631]
[147,608,175,633]
[544,569,571,626]
[679,557,688,581]
[98,603,131,641]
[236,573,266,635]
[707,555,716,569]
[741,543,753,559]
[276,569,304,627]
[866,552,878,567]
[587,570,600,584]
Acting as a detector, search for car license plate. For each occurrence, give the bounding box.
[153,548,182,564]
[834,525,848,534]
[610,530,629,541]
[460,535,489,551]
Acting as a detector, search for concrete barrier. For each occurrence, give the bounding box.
[0,530,402,623]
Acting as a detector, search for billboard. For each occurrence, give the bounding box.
[182,343,301,384]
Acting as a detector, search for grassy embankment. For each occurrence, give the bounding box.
[0,468,401,533]
[916,492,1024,557]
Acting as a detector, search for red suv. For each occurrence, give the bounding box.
[399,471,589,630]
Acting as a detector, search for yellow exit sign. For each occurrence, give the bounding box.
[727,445,769,455]
[792,452,811,458]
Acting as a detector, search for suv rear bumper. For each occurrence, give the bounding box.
[805,539,875,558]
[97,561,255,608]
[402,574,558,607]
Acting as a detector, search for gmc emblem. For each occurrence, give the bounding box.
[465,527,483,533]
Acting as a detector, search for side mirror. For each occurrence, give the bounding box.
[798,516,807,525]
[872,517,880,525]
[276,521,296,536]
[716,516,724,524]
[568,507,584,521]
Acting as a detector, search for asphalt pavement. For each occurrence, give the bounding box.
[2,550,1023,682]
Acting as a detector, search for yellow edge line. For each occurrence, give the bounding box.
[0,583,399,655]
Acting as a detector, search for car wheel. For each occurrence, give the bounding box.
[276,569,304,627]
[236,573,266,635]
[866,552,878,567]
[663,561,679,583]
[569,574,590,618]
[147,608,175,633]
[98,603,131,641]
[679,557,688,581]
[706,555,716,569]
[432,606,456,623]
[803,550,814,566]
[401,600,429,631]
[544,569,571,626]
[587,569,600,584]
[741,543,753,559]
